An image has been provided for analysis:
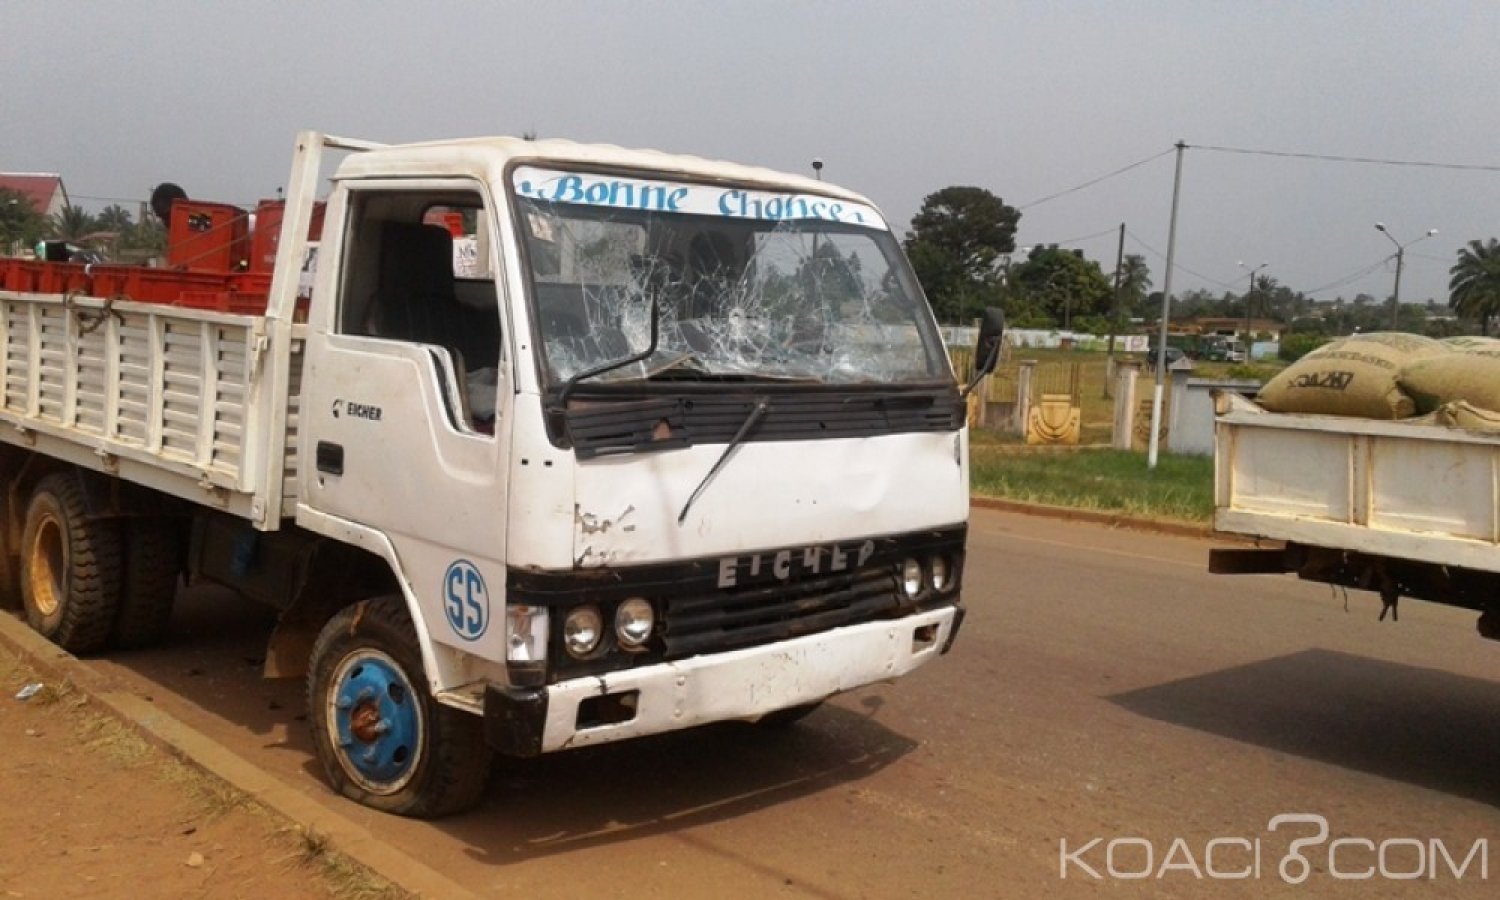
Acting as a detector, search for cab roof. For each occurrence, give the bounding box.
[334,135,877,209]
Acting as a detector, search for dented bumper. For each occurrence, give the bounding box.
[484,605,961,757]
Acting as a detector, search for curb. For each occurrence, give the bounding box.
[0,610,481,900]
[969,495,1220,540]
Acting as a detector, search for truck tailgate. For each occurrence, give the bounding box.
[1214,392,1500,572]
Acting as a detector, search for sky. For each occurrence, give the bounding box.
[4,1,1498,306]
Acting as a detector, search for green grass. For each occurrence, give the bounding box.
[970,447,1214,522]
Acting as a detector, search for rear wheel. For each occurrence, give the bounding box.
[20,473,122,654]
[113,518,181,648]
[307,596,491,818]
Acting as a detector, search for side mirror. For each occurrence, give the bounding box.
[961,307,1006,398]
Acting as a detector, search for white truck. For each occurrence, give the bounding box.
[0,132,1000,817]
[1209,392,1500,642]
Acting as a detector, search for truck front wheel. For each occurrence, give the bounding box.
[306,596,491,818]
[20,473,122,654]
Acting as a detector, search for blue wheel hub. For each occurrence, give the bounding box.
[330,650,421,789]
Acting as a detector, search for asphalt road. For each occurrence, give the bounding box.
[77,509,1500,898]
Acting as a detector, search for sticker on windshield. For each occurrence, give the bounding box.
[512,166,887,231]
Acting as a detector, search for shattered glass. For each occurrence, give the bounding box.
[517,195,947,386]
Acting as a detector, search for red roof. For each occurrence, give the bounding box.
[0,173,66,215]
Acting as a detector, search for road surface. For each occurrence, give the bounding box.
[70,509,1500,897]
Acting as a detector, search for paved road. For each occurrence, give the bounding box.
[77,509,1500,897]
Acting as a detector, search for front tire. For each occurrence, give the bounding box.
[20,473,122,654]
[306,596,491,818]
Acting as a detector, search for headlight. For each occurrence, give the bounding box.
[929,555,949,592]
[615,597,655,650]
[901,558,923,598]
[563,605,604,657]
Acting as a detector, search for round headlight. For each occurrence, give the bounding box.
[929,555,949,592]
[615,597,655,649]
[901,558,923,598]
[563,605,603,657]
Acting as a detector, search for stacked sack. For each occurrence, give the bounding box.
[1257,333,1447,419]
[1399,337,1500,417]
[1257,333,1500,431]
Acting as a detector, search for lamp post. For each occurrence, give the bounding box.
[1375,222,1436,329]
[1238,260,1268,349]
[811,158,823,181]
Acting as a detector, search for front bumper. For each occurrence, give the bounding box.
[485,605,962,757]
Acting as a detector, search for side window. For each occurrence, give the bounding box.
[339,188,502,433]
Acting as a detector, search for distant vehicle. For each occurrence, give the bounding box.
[1146,346,1186,367]
[1203,337,1246,363]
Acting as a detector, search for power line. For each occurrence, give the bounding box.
[1017,148,1174,210]
[1033,226,1120,247]
[1124,229,1238,290]
[1192,143,1500,173]
[1300,256,1392,296]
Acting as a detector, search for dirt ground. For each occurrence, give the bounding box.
[0,653,403,900]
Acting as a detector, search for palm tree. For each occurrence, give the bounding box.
[1117,253,1151,313]
[95,204,134,234]
[49,204,98,242]
[1449,238,1500,335]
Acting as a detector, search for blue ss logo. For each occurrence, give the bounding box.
[443,560,488,641]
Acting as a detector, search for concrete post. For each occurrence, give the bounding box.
[1112,360,1141,450]
[1012,360,1036,435]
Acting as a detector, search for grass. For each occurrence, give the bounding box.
[969,446,1214,523]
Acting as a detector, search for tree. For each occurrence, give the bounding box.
[95,203,134,234]
[1008,245,1112,329]
[49,204,98,242]
[0,188,47,250]
[1116,253,1151,317]
[903,186,1019,323]
[1449,238,1500,335]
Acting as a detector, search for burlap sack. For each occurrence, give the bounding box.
[1257,332,1446,418]
[1433,400,1500,432]
[1441,336,1500,352]
[1400,350,1500,413]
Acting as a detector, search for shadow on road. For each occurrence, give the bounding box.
[436,697,918,866]
[82,587,920,864]
[1109,648,1500,805]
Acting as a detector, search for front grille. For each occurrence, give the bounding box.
[662,566,905,659]
[507,525,967,681]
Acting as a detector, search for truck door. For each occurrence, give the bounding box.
[299,181,510,665]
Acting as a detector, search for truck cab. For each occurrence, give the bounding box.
[287,136,982,813]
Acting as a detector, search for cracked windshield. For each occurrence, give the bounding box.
[513,167,947,385]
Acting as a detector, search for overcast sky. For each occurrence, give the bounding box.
[5,1,1497,305]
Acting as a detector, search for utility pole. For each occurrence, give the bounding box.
[1107,222,1125,358]
[1148,142,1187,470]
[1375,222,1435,330]
[1105,222,1126,399]
[1238,260,1268,351]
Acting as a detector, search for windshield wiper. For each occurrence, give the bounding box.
[676,396,770,525]
[555,292,660,411]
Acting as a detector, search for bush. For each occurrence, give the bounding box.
[1279,332,1331,362]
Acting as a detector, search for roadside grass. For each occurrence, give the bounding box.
[970,446,1214,522]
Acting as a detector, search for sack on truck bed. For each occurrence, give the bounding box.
[1257,332,1446,419]
[1399,349,1500,414]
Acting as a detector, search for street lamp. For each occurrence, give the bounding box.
[811,158,823,181]
[1374,222,1437,330]
[1238,260,1268,348]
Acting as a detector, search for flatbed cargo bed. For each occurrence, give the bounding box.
[1214,392,1500,574]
